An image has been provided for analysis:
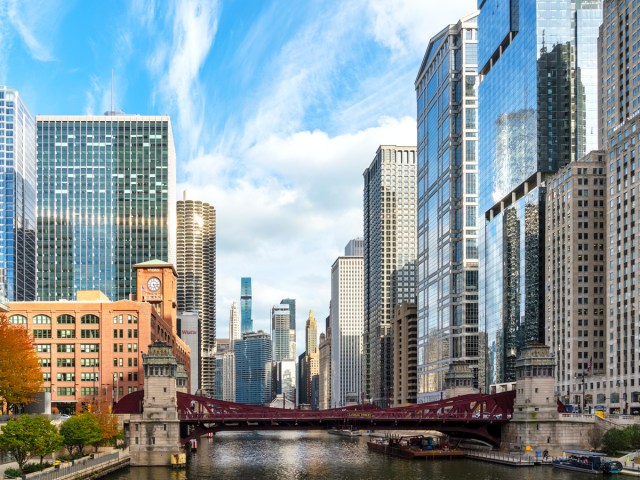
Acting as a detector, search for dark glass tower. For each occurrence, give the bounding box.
[240,277,252,333]
[0,87,36,303]
[478,0,601,387]
[36,115,176,301]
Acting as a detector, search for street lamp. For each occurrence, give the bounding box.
[575,372,587,413]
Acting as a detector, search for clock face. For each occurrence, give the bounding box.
[147,277,161,292]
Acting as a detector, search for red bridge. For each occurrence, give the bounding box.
[115,390,515,446]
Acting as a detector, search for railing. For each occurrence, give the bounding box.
[465,450,536,465]
[23,452,122,480]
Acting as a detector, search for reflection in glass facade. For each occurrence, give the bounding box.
[0,87,36,303]
[415,12,480,402]
[478,0,601,388]
[36,115,176,301]
[234,330,272,405]
[240,277,252,333]
[363,145,417,406]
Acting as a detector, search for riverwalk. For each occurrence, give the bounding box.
[0,449,129,480]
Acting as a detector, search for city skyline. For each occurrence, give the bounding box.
[0,0,476,349]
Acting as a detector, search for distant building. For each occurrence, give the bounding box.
[319,318,332,409]
[177,311,199,393]
[234,330,272,405]
[297,351,308,406]
[363,145,417,405]
[7,261,191,413]
[392,303,417,406]
[280,298,296,361]
[271,304,292,361]
[240,278,252,333]
[272,360,296,407]
[344,238,363,257]
[176,190,216,397]
[214,339,235,402]
[229,301,240,350]
[36,114,176,301]
[330,240,364,407]
[0,86,36,303]
[304,310,319,409]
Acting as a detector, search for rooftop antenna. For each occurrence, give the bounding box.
[110,69,114,114]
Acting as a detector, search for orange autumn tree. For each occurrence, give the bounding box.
[0,315,42,412]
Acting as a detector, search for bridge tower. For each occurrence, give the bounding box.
[129,341,184,466]
[444,360,477,398]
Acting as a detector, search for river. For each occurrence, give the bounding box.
[104,431,595,480]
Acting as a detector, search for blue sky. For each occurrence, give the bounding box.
[0,0,476,351]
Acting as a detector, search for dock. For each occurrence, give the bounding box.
[464,450,536,466]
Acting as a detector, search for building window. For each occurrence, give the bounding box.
[56,314,75,324]
[57,329,75,338]
[33,315,51,324]
[81,314,100,324]
[9,315,27,324]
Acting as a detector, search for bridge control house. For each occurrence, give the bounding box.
[6,260,191,413]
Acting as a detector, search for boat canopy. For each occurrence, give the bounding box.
[563,450,607,457]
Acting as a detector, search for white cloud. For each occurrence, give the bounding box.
[180,116,417,346]
[365,0,477,56]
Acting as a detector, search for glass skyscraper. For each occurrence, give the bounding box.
[234,330,272,405]
[271,303,292,361]
[415,11,480,403]
[478,0,601,387]
[0,86,36,303]
[36,115,176,301]
[240,277,252,333]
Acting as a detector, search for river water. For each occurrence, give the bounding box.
[104,431,595,480]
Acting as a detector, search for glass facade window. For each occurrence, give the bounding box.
[240,277,252,333]
[36,115,176,301]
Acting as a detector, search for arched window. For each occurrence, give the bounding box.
[81,314,100,324]
[57,314,75,324]
[8,315,27,324]
[33,315,51,324]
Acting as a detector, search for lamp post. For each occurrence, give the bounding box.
[575,372,587,413]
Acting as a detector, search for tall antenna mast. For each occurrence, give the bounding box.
[111,69,114,113]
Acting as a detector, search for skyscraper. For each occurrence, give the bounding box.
[229,300,240,349]
[415,11,480,402]
[240,277,252,333]
[330,240,364,407]
[280,298,296,359]
[271,304,292,361]
[234,330,272,405]
[36,114,176,301]
[478,0,601,387]
[0,86,36,303]
[177,190,216,397]
[363,145,417,406]
[304,310,319,408]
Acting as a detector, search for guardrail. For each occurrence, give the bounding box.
[22,452,121,480]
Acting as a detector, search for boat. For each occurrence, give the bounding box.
[328,428,361,437]
[552,450,623,474]
[189,439,198,452]
[367,435,464,460]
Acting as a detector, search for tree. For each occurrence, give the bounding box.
[602,428,628,455]
[0,315,42,411]
[0,415,62,472]
[60,413,102,456]
[625,424,640,450]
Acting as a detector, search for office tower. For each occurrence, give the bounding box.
[234,330,272,405]
[177,311,199,393]
[271,304,291,361]
[304,310,319,408]
[297,351,308,405]
[601,0,640,413]
[318,327,331,409]
[240,277,252,333]
[229,301,240,349]
[280,298,296,360]
[344,238,363,257]
[545,151,606,408]
[479,0,601,387]
[0,86,36,303]
[36,114,176,301]
[214,339,235,402]
[363,145,417,405]
[330,241,364,407]
[176,190,216,397]
[414,12,480,402]
[392,303,417,406]
[271,360,296,406]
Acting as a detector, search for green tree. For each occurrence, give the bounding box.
[625,424,640,449]
[0,415,62,472]
[602,428,629,455]
[59,413,102,456]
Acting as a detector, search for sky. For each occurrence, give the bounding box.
[0,0,476,354]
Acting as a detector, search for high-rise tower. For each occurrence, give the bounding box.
[229,300,240,349]
[271,304,292,361]
[330,240,364,407]
[0,86,36,303]
[363,145,417,406]
[176,190,216,397]
[415,11,480,402]
[478,0,601,387]
[280,298,296,360]
[36,114,176,301]
[240,277,252,333]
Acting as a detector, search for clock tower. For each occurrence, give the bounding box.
[134,260,178,334]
